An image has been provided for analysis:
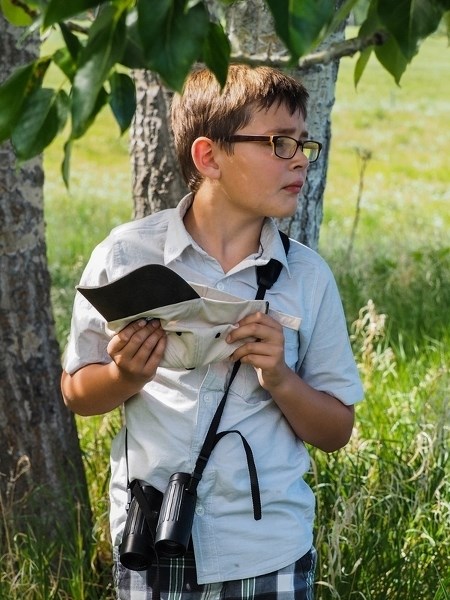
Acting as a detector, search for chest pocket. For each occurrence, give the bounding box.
[284,327,300,370]
[234,325,300,405]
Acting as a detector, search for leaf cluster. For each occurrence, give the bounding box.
[0,0,449,180]
[354,0,450,86]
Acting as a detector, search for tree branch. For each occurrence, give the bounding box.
[10,0,38,18]
[230,31,388,69]
[298,31,388,68]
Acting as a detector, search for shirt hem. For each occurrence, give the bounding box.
[195,544,313,584]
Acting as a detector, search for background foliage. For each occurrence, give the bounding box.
[1,0,449,178]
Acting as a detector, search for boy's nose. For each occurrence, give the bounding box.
[290,148,309,169]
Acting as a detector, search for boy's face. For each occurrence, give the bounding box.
[213,103,310,220]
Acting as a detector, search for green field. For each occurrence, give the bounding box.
[2,30,448,600]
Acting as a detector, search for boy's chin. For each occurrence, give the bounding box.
[269,203,298,220]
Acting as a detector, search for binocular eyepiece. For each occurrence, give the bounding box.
[119,473,197,571]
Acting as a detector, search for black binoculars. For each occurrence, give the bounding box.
[119,472,197,571]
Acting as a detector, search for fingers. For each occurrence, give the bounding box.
[109,319,158,353]
[107,319,166,380]
[226,312,283,345]
[226,312,284,366]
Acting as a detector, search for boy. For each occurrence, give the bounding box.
[62,64,363,599]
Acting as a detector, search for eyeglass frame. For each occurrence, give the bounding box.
[221,135,322,162]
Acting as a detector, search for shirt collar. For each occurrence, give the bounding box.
[164,193,196,264]
[258,219,292,277]
[164,193,291,278]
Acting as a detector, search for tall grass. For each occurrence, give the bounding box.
[311,32,450,598]
[312,302,449,598]
[1,31,448,600]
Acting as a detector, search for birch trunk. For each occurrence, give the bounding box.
[0,14,90,535]
[131,71,187,218]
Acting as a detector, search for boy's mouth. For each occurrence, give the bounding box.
[283,180,304,194]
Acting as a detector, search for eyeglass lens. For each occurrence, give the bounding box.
[275,137,320,161]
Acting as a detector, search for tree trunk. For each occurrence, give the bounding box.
[0,14,90,538]
[130,0,343,251]
[131,71,187,218]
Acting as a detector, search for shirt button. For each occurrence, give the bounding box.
[204,395,211,404]
[217,283,224,291]
[195,505,205,516]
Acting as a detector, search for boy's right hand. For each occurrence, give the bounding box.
[107,318,167,386]
[62,319,166,416]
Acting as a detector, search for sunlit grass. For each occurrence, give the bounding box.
[322,31,450,255]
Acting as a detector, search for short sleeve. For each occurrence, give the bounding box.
[297,263,364,406]
[62,241,113,374]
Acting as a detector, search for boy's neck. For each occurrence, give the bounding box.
[184,191,264,273]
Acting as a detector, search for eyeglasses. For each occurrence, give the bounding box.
[224,135,322,163]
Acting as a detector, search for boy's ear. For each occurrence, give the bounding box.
[191,137,221,180]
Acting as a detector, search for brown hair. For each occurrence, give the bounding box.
[171,64,309,193]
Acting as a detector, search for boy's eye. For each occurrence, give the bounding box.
[273,136,297,158]
[276,138,292,151]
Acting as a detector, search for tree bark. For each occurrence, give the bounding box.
[130,0,344,251]
[0,14,90,537]
[131,71,187,219]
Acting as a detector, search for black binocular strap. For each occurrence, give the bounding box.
[215,429,262,520]
[124,230,290,517]
[187,231,290,519]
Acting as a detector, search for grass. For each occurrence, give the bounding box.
[2,30,449,600]
[312,34,450,597]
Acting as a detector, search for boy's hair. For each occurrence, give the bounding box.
[171,64,309,193]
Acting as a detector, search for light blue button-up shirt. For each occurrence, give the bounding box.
[64,194,363,584]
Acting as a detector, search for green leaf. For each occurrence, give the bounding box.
[329,0,360,33]
[74,86,109,139]
[11,88,69,159]
[109,71,136,134]
[0,59,50,142]
[52,47,77,82]
[202,22,231,89]
[137,0,210,90]
[374,32,408,84]
[120,7,148,69]
[0,62,34,141]
[43,0,107,28]
[354,1,404,84]
[0,0,34,26]
[289,0,335,55]
[266,0,335,59]
[378,0,444,61]
[71,4,127,138]
[354,47,372,88]
[264,0,290,53]
[443,10,450,40]
[59,22,83,61]
[137,0,175,59]
[62,140,72,189]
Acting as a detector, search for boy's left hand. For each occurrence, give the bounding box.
[226,312,290,390]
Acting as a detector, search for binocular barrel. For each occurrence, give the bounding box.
[119,473,197,571]
[119,484,163,571]
[155,472,197,557]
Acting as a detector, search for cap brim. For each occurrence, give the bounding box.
[77,264,200,322]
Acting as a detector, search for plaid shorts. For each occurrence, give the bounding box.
[113,546,316,600]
